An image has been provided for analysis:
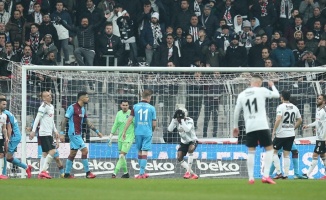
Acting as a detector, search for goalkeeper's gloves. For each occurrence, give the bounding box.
[107,133,113,147]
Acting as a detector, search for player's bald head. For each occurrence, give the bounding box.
[250,74,263,86]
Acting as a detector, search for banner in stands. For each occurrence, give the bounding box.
[16,143,325,178]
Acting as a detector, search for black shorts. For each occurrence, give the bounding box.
[178,141,198,155]
[39,136,55,152]
[246,129,272,148]
[0,139,4,153]
[314,140,326,154]
[273,136,295,151]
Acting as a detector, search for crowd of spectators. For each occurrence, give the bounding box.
[0,0,325,139]
[0,0,324,72]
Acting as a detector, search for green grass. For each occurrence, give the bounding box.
[1,179,325,200]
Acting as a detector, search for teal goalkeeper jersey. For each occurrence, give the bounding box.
[111,110,135,142]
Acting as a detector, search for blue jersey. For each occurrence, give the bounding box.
[65,103,87,136]
[3,110,21,136]
[131,101,156,136]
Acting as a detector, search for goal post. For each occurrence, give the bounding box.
[12,64,326,178]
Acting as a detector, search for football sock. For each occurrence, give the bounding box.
[0,158,4,175]
[11,158,27,169]
[180,160,189,171]
[2,158,6,175]
[188,153,194,173]
[39,156,45,174]
[58,166,64,174]
[81,159,89,173]
[65,159,73,174]
[269,163,275,176]
[114,154,124,174]
[247,150,255,180]
[121,155,128,173]
[322,157,326,173]
[263,149,274,177]
[139,156,147,175]
[292,151,299,175]
[283,156,290,176]
[53,150,59,158]
[307,157,318,176]
[273,154,282,174]
[42,154,53,172]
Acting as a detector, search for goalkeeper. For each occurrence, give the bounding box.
[168,108,198,179]
[108,100,135,178]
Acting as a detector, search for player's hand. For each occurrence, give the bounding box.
[29,131,35,140]
[107,133,113,147]
[98,132,103,138]
[55,140,60,149]
[233,128,239,137]
[268,80,274,87]
[54,132,59,139]
[302,125,308,130]
[59,135,65,142]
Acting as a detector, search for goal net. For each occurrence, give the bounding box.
[8,64,326,179]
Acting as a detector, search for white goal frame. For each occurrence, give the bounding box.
[20,65,326,177]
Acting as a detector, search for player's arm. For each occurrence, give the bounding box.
[294,117,302,130]
[233,97,242,137]
[60,105,74,142]
[180,119,192,132]
[110,113,120,135]
[267,81,280,98]
[2,123,7,143]
[152,107,157,132]
[167,118,177,132]
[122,115,134,135]
[30,105,45,140]
[85,118,103,138]
[6,123,12,141]
[272,115,282,139]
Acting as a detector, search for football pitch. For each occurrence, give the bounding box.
[1,178,325,200]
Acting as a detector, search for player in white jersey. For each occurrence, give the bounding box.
[0,99,8,179]
[233,75,280,184]
[302,94,326,179]
[168,108,198,179]
[29,91,59,179]
[272,90,302,179]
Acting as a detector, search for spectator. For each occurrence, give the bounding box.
[172,0,193,32]
[0,23,10,42]
[136,0,153,36]
[217,0,236,28]
[189,0,204,18]
[15,3,25,18]
[261,33,269,48]
[305,31,319,54]
[116,10,138,66]
[200,4,218,39]
[316,39,326,65]
[0,1,10,25]
[38,13,59,48]
[25,23,41,54]
[203,41,224,67]
[194,28,210,63]
[215,18,227,34]
[13,39,23,57]
[289,30,303,50]
[140,12,163,66]
[187,15,201,42]
[271,30,282,44]
[312,20,322,42]
[274,0,294,32]
[0,32,5,52]
[214,25,231,53]
[51,1,73,64]
[248,35,264,67]
[174,26,185,57]
[180,34,196,67]
[107,4,123,37]
[97,0,116,15]
[20,45,39,65]
[0,42,18,78]
[306,7,325,30]
[293,39,308,65]
[157,33,179,67]
[250,17,265,37]
[40,51,57,65]
[284,15,307,43]
[298,51,321,68]
[239,20,254,50]
[97,22,124,65]
[250,0,276,38]
[255,47,275,67]
[299,0,319,25]
[233,15,242,34]
[81,0,103,26]
[37,34,58,60]
[6,10,27,43]
[270,40,278,51]
[225,34,247,67]
[271,37,295,67]
[59,12,109,66]
[264,57,273,67]
[26,3,43,24]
